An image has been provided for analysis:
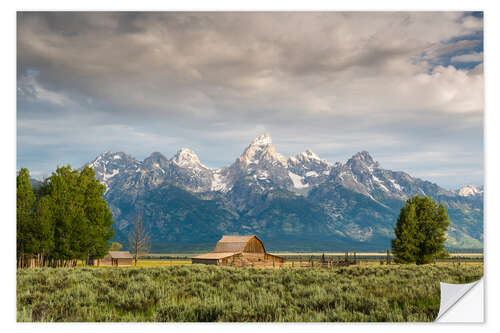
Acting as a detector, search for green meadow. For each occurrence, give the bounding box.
[17,263,482,322]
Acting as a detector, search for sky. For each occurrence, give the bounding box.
[17,12,484,189]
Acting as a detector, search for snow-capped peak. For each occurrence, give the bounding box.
[238,134,287,167]
[352,151,375,162]
[458,184,483,197]
[250,133,272,146]
[297,149,321,161]
[88,151,126,169]
[347,151,379,170]
[172,148,208,169]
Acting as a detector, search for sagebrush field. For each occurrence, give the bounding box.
[17,264,482,322]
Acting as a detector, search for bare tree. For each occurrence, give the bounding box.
[128,215,151,266]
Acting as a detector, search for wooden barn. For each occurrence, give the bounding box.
[93,251,134,267]
[192,235,285,267]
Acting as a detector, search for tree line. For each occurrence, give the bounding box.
[17,166,114,268]
[17,163,450,268]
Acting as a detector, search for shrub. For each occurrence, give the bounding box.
[17,264,483,322]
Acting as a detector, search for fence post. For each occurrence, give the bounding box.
[386,249,391,265]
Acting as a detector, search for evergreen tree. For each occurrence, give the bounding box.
[391,195,450,264]
[17,168,36,266]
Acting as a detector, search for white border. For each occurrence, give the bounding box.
[3,1,498,332]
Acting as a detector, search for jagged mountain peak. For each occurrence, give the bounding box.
[351,150,374,161]
[143,152,169,170]
[237,134,287,167]
[347,151,379,169]
[458,184,483,197]
[95,151,123,159]
[250,133,272,146]
[86,151,141,184]
[88,151,136,168]
[147,151,167,159]
[297,149,321,161]
[172,148,208,169]
[83,142,482,250]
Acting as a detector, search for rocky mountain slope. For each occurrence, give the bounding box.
[84,134,483,251]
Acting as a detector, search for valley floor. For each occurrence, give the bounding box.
[17,264,483,322]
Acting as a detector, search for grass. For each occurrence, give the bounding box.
[135,260,191,267]
[17,263,483,322]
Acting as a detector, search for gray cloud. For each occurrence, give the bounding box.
[17,12,483,189]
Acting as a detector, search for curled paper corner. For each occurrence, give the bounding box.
[435,278,484,322]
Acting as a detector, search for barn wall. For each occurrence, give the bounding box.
[242,252,265,259]
[192,237,285,267]
[243,237,265,253]
[117,258,133,266]
[265,253,285,263]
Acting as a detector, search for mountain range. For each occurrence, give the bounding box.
[83,134,483,252]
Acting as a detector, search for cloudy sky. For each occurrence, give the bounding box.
[17,12,483,189]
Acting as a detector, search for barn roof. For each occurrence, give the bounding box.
[213,235,265,253]
[108,251,133,259]
[192,252,240,260]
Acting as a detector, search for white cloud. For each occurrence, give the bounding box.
[17,12,484,188]
[451,52,483,63]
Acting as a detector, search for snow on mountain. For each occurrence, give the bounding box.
[298,149,320,161]
[210,169,231,192]
[87,151,140,184]
[167,148,213,192]
[83,134,482,250]
[251,133,273,146]
[457,184,483,197]
[323,150,456,202]
[287,149,335,192]
[85,134,457,202]
[236,133,287,168]
[288,171,309,189]
[172,148,209,170]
